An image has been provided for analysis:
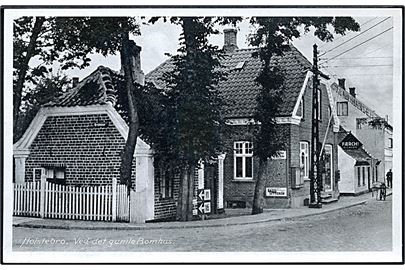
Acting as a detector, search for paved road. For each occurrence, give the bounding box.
[12,196,391,252]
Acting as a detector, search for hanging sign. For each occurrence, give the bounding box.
[339,133,362,150]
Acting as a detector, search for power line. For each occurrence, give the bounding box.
[318,17,377,50]
[321,64,392,68]
[319,27,393,65]
[363,43,392,57]
[319,17,391,57]
[319,56,392,61]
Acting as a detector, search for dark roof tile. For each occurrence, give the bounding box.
[146,45,312,118]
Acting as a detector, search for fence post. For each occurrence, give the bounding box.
[39,173,46,218]
[112,177,117,222]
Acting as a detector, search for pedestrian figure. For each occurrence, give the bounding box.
[379,182,386,201]
[386,169,392,188]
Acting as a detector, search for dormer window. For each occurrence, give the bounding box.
[234,61,245,70]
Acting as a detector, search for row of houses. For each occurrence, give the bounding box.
[13,29,393,222]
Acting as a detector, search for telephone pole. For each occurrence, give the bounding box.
[309,44,322,208]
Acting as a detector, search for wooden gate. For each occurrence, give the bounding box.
[13,177,130,222]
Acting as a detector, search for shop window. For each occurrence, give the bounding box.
[362,167,366,186]
[368,167,371,185]
[159,168,174,199]
[375,166,378,182]
[234,141,253,179]
[299,141,309,179]
[337,102,348,116]
[357,167,361,187]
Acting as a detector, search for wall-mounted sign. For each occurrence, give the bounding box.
[265,187,287,197]
[339,133,362,150]
[271,151,287,160]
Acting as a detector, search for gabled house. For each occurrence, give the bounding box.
[147,29,342,208]
[331,79,393,194]
[13,42,178,222]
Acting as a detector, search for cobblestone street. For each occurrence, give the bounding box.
[12,196,391,252]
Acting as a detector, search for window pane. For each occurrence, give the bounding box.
[357,167,361,186]
[245,142,253,154]
[235,142,243,154]
[245,157,253,178]
[236,157,243,178]
[55,169,65,179]
[362,167,365,185]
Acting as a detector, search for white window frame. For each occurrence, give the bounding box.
[234,141,253,180]
[299,141,310,180]
[337,101,348,116]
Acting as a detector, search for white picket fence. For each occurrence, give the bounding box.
[13,177,129,222]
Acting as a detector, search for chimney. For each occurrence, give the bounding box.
[349,87,356,98]
[72,77,79,87]
[338,78,346,89]
[121,40,145,85]
[223,28,238,53]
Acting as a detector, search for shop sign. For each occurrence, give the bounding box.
[271,151,287,160]
[339,133,362,150]
[265,187,287,197]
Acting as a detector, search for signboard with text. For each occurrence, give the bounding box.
[339,133,363,150]
[265,187,287,197]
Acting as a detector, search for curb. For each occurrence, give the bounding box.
[13,200,368,231]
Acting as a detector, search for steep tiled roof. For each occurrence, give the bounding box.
[44,66,122,107]
[146,45,312,118]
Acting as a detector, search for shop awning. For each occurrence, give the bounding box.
[355,160,370,166]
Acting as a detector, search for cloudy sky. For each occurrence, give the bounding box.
[64,16,394,122]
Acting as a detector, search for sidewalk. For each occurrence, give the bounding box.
[13,189,391,231]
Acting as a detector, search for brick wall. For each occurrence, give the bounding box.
[154,166,180,221]
[25,113,136,186]
[290,82,339,206]
[153,166,199,221]
[223,82,339,209]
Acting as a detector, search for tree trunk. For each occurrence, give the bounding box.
[177,165,190,221]
[119,32,140,194]
[13,16,45,134]
[252,158,267,215]
[186,165,195,221]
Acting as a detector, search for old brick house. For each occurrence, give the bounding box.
[13,42,180,221]
[146,29,341,208]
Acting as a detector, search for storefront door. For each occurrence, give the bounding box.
[323,145,333,192]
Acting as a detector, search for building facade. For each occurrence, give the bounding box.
[331,79,393,195]
[147,29,341,209]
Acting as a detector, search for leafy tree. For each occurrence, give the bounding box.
[15,72,71,142]
[14,16,141,190]
[248,17,360,214]
[145,17,241,221]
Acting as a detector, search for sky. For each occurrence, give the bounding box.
[62,16,394,123]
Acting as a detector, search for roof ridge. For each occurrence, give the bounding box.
[333,83,380,119]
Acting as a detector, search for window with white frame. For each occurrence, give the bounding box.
[299,142,310,179]
[43,166,66,184]
[337,101,348,116]
[234,141,253,179]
